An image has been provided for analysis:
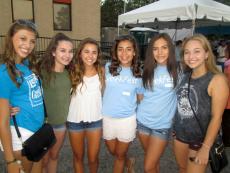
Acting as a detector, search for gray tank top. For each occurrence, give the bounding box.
[174,71,214,143]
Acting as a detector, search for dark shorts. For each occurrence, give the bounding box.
[175,137,202,151]
[66,120,102,132]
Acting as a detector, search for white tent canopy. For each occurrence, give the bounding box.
[118,0,230,30]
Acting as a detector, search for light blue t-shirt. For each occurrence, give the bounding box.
[0,64,44,132]
[102,63,142,118]
[137,65,177,129]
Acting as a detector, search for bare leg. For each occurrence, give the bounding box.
[69,131,85,173]
[43,129,66,173]
[86,129,102,173]
[31,161,42,173]
[138,133,167,173]
[173,139,189,173]
[14,150,33,173]
[113,140,130,173]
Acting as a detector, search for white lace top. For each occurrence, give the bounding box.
[67,74,102,123]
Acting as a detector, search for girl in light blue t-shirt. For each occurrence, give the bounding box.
[102,35,142,173]
[137,33,178,173]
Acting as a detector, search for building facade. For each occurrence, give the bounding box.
[0,0,100,40]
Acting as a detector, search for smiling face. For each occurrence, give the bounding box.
[183,40,208,71]
[80,43,98,67]
[152,38,169,65]
[117,40,135,67]
[53,40,74,69]
[12,29,36,63]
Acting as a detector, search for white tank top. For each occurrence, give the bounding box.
[67,74,102,123]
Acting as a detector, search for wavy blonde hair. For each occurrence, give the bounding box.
[182,34,220,74]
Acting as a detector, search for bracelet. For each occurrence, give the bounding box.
[6,158,20,165]
[202,143,211,149]
[6,158,17,165]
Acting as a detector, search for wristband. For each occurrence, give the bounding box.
[6,158,17,165]
[202,143,211,149]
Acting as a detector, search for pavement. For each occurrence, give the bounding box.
[1,136,230,173]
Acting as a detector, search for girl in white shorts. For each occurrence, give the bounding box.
[102,35,142,173]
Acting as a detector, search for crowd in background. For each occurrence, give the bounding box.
[0,19,229,173]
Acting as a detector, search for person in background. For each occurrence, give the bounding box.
[39,33,75,173]
[222,42,230,147]
[173,34,229,173]
[0,19,44,173]
[137,33,178,173]
[216,40,227,71]
[67,38,105,173]
[175,40,182,63]
[102,35,142,173]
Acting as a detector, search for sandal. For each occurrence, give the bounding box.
[126,157,135,173]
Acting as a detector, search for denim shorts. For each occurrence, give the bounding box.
[52,123,66,131]
[137,121,171,141]
[66,120,102,132]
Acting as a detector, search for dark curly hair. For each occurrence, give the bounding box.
[109,35,142,78]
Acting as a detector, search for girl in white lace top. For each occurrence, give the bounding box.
[67,38,105,173]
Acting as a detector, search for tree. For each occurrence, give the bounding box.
[101,0,156,27]
[215,0,230,6]
[101,0,124,27]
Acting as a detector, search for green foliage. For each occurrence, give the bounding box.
[101,0,124,27]
[215,0,230,6]
[101,0,156,27]
[101,0,230,27]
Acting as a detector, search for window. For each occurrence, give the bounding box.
[11,0,34,22]
[53,0,72,31]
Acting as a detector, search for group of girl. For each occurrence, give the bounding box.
[0,19,229,173]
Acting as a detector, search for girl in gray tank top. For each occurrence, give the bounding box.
[173,34,229,173]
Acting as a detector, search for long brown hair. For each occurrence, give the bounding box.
[39,33,75,86]
[70,38,105,94]
[142,33,178,90]
[2,19,38,88]
[109,35,142,78]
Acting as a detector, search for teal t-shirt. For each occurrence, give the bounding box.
[42,70,71,125]
[0,64,44,132]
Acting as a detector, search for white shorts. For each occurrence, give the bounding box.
[102,114,136,143]
[0,126,34,151]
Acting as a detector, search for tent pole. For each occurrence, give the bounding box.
[118,25,120,36]
[192,19,196,35]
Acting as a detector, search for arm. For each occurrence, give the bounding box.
[137,94,143,104]
[0,99,21,172]
[196,74,229,164]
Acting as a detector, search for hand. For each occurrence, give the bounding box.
[7,160,23,173]
[193,146,210,165]
[9,106,20,116]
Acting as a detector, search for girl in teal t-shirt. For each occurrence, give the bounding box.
[0,19,44,173]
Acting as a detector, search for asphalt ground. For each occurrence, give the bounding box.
[1,136,230,173]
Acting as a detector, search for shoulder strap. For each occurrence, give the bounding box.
[12,75,47,142]
[187,72,205,135]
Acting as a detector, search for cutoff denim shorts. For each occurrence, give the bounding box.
[66,120,102,132]
[137,121,171,141]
